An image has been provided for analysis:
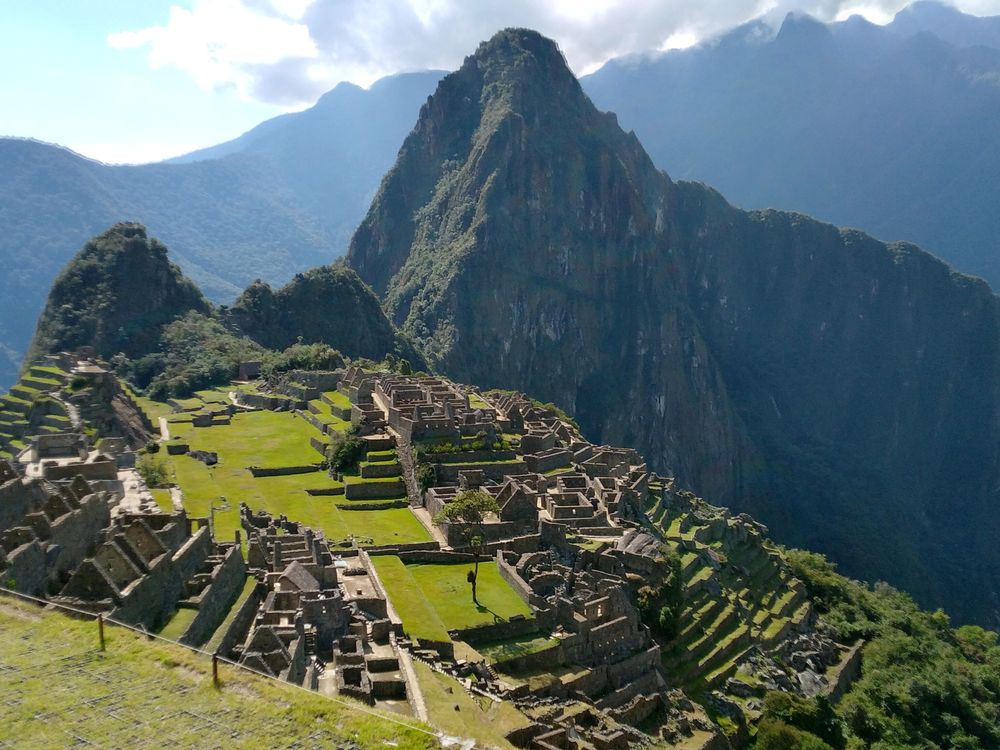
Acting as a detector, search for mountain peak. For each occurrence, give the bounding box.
[472,27,568,69]
[347,29,637,298]
[464,28,584,113]
[26,224,209,364]
[775,11,834,47]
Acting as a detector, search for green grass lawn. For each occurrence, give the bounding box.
[0,597,435,749]
[468,393,491,409]
[29,365,67,377]
[125,386,174,423]
[158,606,198,641]
[309,399,352,432]
[373,558,533,642]
[476,634,560,664]
[413,661,529,749]
[162,409,429,545]
[150,488,173,512]
[323,390,352,410]
[171,410,324,466]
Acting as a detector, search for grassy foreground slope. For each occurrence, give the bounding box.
[0,597,436,749]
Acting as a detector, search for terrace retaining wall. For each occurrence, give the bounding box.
[344,478,405,500]
[452,616,538,645]
[181,546,248,647]
[215,580,265,659]
[248,465,320,478]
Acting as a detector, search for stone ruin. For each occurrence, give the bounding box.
[53,510,245,633]
[0,465,110,597]
[232,505,411,707]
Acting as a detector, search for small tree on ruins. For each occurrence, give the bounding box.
[434,489,500,605]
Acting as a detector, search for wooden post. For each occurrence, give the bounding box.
[98,614,105,651]
[212,653,220,688]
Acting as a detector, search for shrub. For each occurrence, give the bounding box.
[328,434,365,473]
[137,454,169,487]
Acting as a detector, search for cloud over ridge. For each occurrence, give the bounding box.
[111,0,1000,107]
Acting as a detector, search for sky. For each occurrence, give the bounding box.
[3,0,1000,164]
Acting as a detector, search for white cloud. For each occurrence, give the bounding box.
[108,0,317,94]
[111,0,1000,107]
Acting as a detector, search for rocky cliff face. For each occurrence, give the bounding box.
[26,223,209,364]
[350,29,754,505]
[227,264,425,367]
[348,29,1000,625]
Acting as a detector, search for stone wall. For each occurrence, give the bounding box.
[364,541,440,555]
[524,449,573,474]
[827,640,865,703]
[395,550,477,564]
[433,461,527,483]
[444,520,528,547]
[171,526,214,585]
[0,480,32,532]
[288,370,342,391]
[452,615,538,645]
[497,552,534,606]
[112,556,185,630]
[339,500,408,511]
[248,465,320,478]
[47,493,110,582]
[3,540,47,594]
[344,478,405,500]
[180,546,248,647]
[360,462,402,479]
[492,639,565,673]
[241,393,301,411]
[215,581,265,659]
[43,461,118,482]
[427,449,517,464]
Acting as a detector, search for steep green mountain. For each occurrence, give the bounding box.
[227,265,425,369]
[348,28,1000,626]
[0,71,443,391]
[581,2,1000,291]
[26,223,209,364]
[26,225,423,399]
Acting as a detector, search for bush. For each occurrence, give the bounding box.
[416,462,435,491]
[755,719,834,750]
[328,433,365,473]
[760,693,844,750]
[137,454,168,487]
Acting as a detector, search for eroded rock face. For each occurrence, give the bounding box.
[348,28,1000,625]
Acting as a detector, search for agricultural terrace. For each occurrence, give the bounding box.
[371,557,533,643]
[0,597,435,750]
[149,398,430,547]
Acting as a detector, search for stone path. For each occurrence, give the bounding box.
[158,417,169,441]
[170,485,184,511]
[411,506,450,549]
[115,468,158,516]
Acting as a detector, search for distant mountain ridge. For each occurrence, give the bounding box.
[4,0,1000,425]
[26,223,416,389]
[0,71,443,391]
[348,27,1000,626]
[581,1,1000,291]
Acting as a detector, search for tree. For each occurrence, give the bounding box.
[434,489,500,604]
